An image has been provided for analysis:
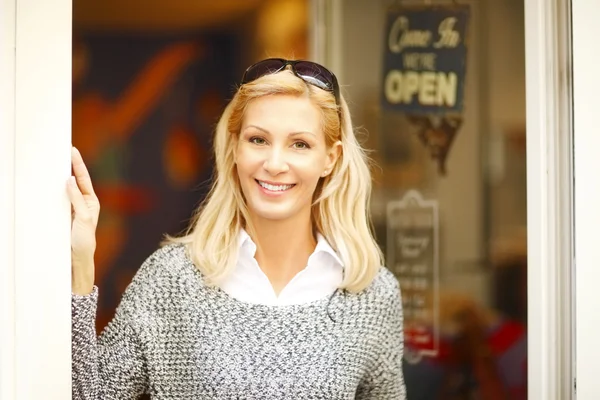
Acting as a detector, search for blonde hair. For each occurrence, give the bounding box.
[165,70,383,293]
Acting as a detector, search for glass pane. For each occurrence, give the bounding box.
[335,1,527,398]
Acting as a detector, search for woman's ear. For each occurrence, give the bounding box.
[323,141,342,176]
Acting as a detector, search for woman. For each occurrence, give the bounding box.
[70,58,406,399]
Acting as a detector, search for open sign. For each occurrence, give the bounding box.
[384,70,458,107]
[381,6,470,115]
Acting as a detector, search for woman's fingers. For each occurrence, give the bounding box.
[66,176,91,222]
[71,147,96,197]
[68,148,99,295]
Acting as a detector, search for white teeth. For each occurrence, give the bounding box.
[258,181,294,192]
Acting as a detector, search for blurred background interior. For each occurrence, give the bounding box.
[72,0,527,398]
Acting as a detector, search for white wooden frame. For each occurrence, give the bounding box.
[573,0,600,398]
[525,0,575,398]
[0,0,73,398]
[309,0,344,81]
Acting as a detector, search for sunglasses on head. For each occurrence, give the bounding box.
[240,58,340,105]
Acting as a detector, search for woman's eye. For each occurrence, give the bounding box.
[249,137,267,145]
[293,141,310,150]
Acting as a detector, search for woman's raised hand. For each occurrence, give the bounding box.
[67,147,100,295]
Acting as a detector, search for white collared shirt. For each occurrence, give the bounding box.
[219,229,344,306]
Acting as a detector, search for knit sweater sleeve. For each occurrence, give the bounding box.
[356,272,407,400]
[71,258,156,399]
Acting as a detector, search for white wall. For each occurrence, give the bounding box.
[1,0,73,398]
[0,0,17,397]
[573,0,600,397]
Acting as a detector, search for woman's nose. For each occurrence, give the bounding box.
[263,148,290,175]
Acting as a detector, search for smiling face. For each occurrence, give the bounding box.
[235,94,340,227]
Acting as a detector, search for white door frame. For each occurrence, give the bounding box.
[0,0,73,398]
[573,0,600,398]
[525,0,575,398]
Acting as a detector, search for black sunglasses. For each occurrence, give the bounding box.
[240,58,340,104]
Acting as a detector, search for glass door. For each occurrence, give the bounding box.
[311,0,574,398]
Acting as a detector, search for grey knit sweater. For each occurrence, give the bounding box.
[72,244,406,399]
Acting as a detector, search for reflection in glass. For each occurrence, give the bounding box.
[335,0,527,398]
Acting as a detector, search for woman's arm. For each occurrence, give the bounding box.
[72,287,149,399]
[69,146,148,398]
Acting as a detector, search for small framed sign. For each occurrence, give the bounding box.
[387,190,440,361]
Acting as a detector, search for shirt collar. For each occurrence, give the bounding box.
[238,228,344,268]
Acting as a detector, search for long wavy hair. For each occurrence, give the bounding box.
[165,70,383,293]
